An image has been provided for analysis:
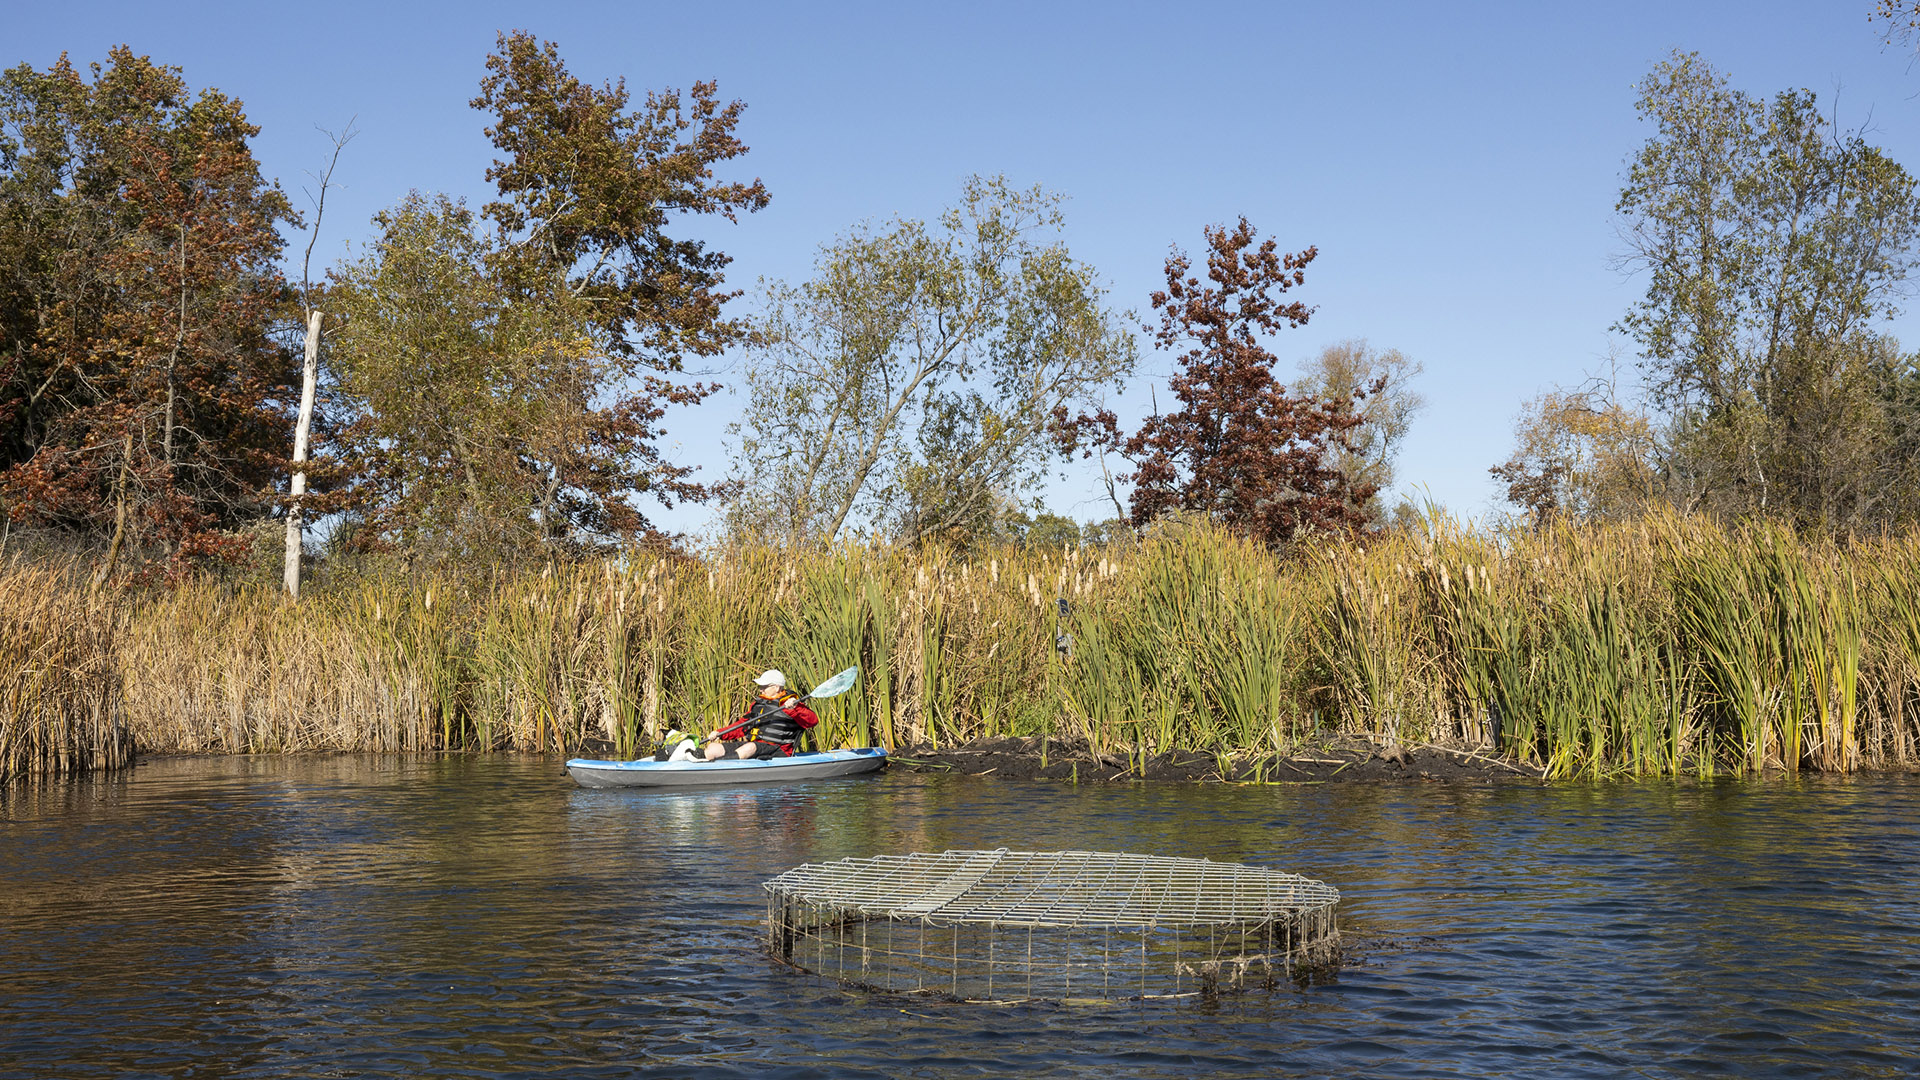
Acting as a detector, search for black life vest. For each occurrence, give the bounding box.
[744,694,802,745]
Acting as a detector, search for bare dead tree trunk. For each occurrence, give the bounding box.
[284,308,321,598]
[283,120,355,598]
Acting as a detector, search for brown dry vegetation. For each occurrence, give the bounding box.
[0,567,131,782]
[7,515,1920,783]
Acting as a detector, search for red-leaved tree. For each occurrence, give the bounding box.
[0,49,296,578]
[1107,219,1374,545]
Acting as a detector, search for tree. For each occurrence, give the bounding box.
[473,31,767,370]
[0,49,296,577]
[1114,219,1372,546]
[728,176,1135,547]
[329,195,535,554]
[1292,338,1423,519]
[1488,363,1664,523]
[1610,51,1920,528]
[328,33,766,558]
[1010,510,1084,551]
[285,120,354,598]
[1874,1,1920,51]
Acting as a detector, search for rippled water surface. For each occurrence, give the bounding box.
[3,756,1918,1078]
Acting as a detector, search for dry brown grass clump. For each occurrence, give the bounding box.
[0,565,130,783]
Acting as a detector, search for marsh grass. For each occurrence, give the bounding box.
[7,513,1920,780]
[0,565,130,782]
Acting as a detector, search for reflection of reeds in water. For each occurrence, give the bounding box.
[0,566,131,782]
[8,513,1920,779]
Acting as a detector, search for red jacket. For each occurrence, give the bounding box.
[715,695,819,753]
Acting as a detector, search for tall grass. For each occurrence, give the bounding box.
[0,566,131,782]
[8,512,1920,781]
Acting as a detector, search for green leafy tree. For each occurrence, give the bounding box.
[328,195,544,553]
[728,176,1135,547]
[1611,50,1920,527]
[1009,509,1084,551]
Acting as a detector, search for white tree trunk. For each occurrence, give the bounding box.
[284,309,322,598]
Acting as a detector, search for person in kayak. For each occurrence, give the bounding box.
[701,670,820,761]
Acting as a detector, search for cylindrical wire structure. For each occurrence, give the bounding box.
[764,849,1341,1003]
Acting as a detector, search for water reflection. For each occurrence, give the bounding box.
[2,758,1917,1078]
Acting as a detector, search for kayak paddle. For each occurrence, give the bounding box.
[800,665,860,703]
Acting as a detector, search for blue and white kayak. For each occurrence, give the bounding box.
[565,747,888,789]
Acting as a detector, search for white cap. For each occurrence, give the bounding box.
[754,669,787,687]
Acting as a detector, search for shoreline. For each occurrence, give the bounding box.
[15,521,1920,783]
[97,740,1920,785]
[549,734,1554,783]
[886,736,1550,783]
[887,738,1920,782]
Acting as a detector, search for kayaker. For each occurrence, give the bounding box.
[702,670,820,761]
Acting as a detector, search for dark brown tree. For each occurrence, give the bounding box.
[0,49,296,577]
[1118,219,1373,545]
[473,30,768,370]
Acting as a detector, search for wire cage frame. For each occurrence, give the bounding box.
[763,849,1341,1003]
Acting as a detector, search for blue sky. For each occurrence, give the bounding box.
[12,2,1920,534]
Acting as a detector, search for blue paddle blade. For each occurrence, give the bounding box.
[808,666,860,700]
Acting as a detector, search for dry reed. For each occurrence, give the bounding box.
[0,564,131,783]
[7,513,1920,781]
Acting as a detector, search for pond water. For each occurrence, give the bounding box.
[2,756,1917,1078]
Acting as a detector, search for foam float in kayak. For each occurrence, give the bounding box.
[565,746,888,788]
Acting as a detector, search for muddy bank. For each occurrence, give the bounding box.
[558,734,1545,782]
[887,736,1548,783]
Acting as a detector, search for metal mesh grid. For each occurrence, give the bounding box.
[763,849,1340,1002]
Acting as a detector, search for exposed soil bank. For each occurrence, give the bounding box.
[114,743,1914,783]
[887,736,1550,784]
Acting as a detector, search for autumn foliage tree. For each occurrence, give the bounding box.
[1100,219,1373,546]
[0,49,296,576]
[473,31,767,371]
[1292,338,1424,522]
[327,32,767,558]
[1488,365,1664,523]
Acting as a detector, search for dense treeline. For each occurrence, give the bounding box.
[1,36,778,577]
[2,35,1389,575]
[1494,50,1920,531]
[11,37,1920,572]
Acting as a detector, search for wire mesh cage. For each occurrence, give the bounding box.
[763,848,1341,1003]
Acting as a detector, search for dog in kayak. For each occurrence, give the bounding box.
[698,669,820,761]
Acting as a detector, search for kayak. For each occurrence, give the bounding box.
[564,746,888,789]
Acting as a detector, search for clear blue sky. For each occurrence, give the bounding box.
[12,2,1920,534]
